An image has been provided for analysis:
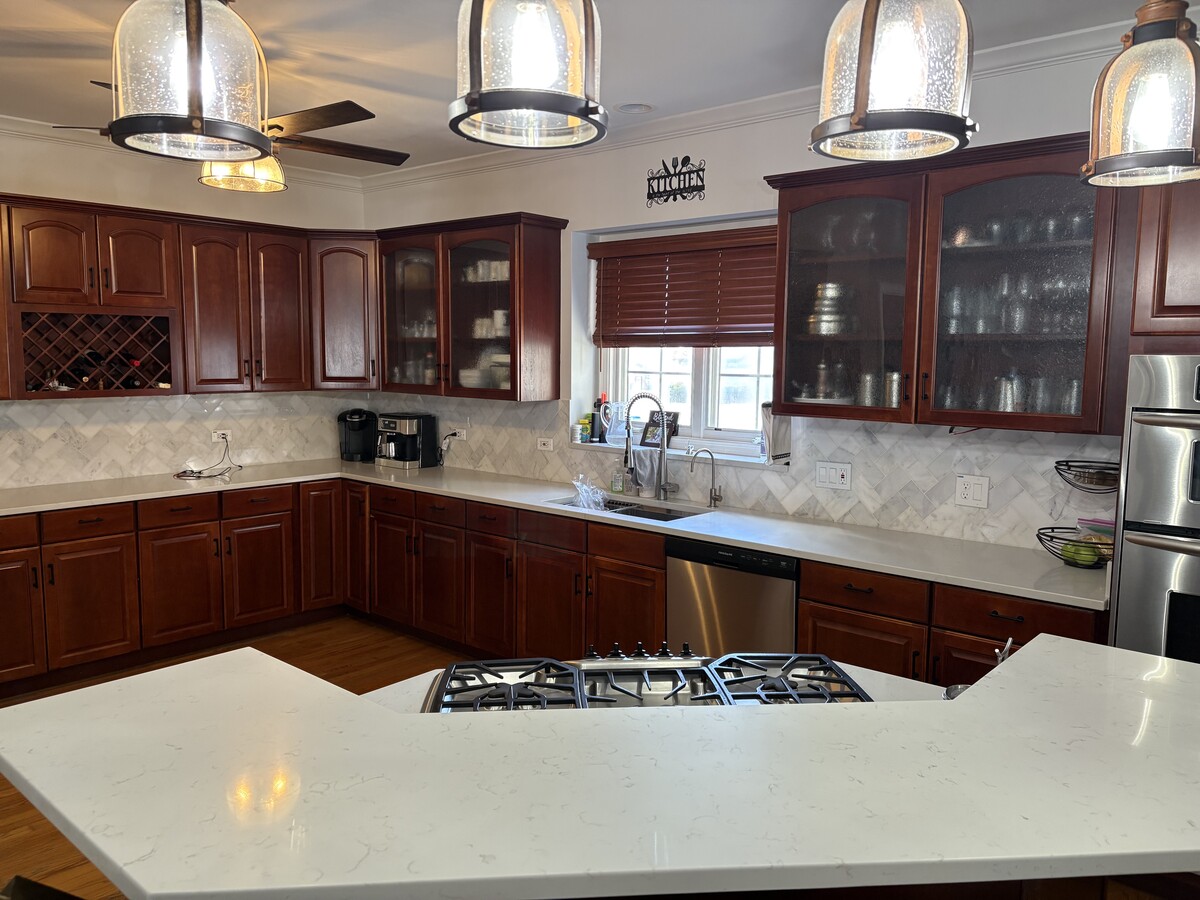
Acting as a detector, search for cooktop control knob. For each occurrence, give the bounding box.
[655,642,673,658]
[606,643,626,659]
[631,642,649,658]
[681,642,695,658]
[584,645,601,660]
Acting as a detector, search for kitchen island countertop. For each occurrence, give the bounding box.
[0,635,1195,899]
[0,459,1108,610]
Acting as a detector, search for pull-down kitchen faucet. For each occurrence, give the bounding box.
[689,448,722,508]
[625,392,677,501]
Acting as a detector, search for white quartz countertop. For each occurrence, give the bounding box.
[0,459,1108,609]
[0,635,1196,899]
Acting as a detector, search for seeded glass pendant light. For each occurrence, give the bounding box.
[811,0,976,161]
[199,153,287,192]
[1083,1,1200,186]
[109,0,271,162]
[448,0,608,148]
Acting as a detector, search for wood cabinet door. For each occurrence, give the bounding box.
[1130,182,1200,334]
[929,629,1020,687]
[10,206,99,305]
[0,548,47,683]
[465,532,516,656]
[443,226,516,399]
[98,215,180,309]
[299,480,343,611]
[250,232,310,391]
[586,556,666,655]
[310,238,379,389]
[414,521,465,642]
[181,224,252,392]
[344,482,370,611]
[516,544,586,660]
[221,513,295,628]
[0,205,10,399]
[43,534,140,669]
[139,522,223,647]
[797,600,928,681]
[369,512,414,624]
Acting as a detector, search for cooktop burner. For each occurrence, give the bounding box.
[709,653,872,704]
[427,659,582,712]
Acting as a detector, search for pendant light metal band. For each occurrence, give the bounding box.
[582,0,597,103]
[850,0,881,128]
[467,0,484,99]
[185,0,204,126]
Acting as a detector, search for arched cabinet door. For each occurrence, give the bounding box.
[310,238,379,390]
[180,224,252,393]
[10,206,99,306]
[250,232,310,391]
[99,215,180,309]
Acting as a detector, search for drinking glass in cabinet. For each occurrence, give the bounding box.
[383,247,438,388]
[448,238,513,391]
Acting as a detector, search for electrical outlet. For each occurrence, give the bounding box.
[815,460,852,491]
[955,474,990,509]
[536,437,554,451]
[211,429,232,444]
[450,428,468,441]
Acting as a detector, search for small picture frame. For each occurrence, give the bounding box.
[639,411,679,448]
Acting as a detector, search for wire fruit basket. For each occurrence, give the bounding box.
[1053,460,1119,494]
[1036,526,1113,569]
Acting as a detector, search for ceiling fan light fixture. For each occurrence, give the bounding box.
[1083,1,1200,186]
[811,0,976,162]
[198,154,287,192]
[449,0,608,149]
[109,0,271,162]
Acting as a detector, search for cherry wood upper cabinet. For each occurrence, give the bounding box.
[310,237,379,390]
[181,224,253,392]
[1127,181,1200,335]
[98,215,181,309]
[0,548,47,684]
[0,206,11,399]
[9,206,99,305]
[250,232,310,391]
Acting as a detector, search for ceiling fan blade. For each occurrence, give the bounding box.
[54,125,110,136]
[274,135,409,167]
[90,80,114,91]
[265,101,374,137]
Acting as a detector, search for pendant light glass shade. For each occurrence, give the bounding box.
[448,0,608,148]
[1083,1,1200,186]
[811,0,976,161]
[198,154,286,192]
[110,0,271,162]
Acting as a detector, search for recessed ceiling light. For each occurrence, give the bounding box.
[618,103,655,114]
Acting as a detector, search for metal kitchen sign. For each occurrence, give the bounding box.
[647,155,706,206]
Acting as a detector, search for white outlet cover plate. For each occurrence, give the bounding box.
[536,438,554,451]
[955,474,990,509]
[815,460,852,491]
[211,430,231,443]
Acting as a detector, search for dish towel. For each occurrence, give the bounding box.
[629,446,659,493]
[761,402,791,467]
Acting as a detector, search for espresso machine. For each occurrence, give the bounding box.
[376,413,439,470]
[337,409,377,462]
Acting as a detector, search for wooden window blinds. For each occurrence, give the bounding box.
[588,225,777,348]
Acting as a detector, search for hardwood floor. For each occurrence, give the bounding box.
[0,614,458,899]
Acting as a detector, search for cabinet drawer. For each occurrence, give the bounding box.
[138,494,220,529]
[799,561,929,623]
[466,501,517,537]
[369,485,414,518]
[517,510,587,553]
[0,514,38,551]
[932,584,1097,644]
[588,523,665,569]
[414,493,466,527]
[222,485,295,519]
[41,503,136,543]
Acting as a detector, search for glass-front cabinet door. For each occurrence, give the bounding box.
[445,227,516,397]
[919,151,1110,432]
[381,235,443,394]
[774,176,924,421]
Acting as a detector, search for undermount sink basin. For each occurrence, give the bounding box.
[546,496,708,521]
[547,496,641,513]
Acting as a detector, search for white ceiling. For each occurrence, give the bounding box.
[0,0,1139,178]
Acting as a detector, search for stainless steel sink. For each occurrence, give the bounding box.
[547,496,641,513]
[546,496,707,520]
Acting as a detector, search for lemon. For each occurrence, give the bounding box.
[1061,541,1100,567]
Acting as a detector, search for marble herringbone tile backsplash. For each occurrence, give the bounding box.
[0,393,1119,550]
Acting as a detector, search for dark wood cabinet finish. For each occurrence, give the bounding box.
[139,522,223,647]
[9,206,98,305]
[0,205,10,399]
[464,532,516,656]
[369,485,414,518]
[250,232,310,391]
[1129,182,1200,335]
[587,523,665,569]
[221,484,294,519]
[299,480,343,611]
[0,513,38,551]
[414,492,466,528]
[180,224,252,392]
[797,600,928,680]
[137,494,220,530]
[41,502,136,544]
[465,502,517,537]
[516,509,587,552]
[586,556,666,654]
[310,237,379,389]
[413,521,465,641]
[932,584,1098,644]
[799,561,929,624]
[516,543,586,660]
[929,629,1021,687]
[343,482,370,612]
[43,533,140,669]
[369,511,414,625]
[98,215,180,309]
[221,513,295,628]
[0,547,47,683]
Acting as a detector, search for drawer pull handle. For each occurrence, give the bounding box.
[574,573,582,596]
[843,583,874,595]
[213,538,220,558]
[431,504,447,512]
[931,654,940,683]
[249,497,270,504]
[78,517,104,525]
[170,505,193,513]
[911,649,921,679]
[31,566,38,590]
[47,564,55,586]
[989,610,1025,624]
[480,514,498,522]
[102,267,111,290]
[505,557,513,579]
[225,536,232,556]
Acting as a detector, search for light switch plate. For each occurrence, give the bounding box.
[815,460,852,491]
[955,474,990,509]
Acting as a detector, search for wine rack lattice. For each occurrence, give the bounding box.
[21,312,173,395]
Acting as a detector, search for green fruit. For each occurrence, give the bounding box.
[1061,541,1100,567]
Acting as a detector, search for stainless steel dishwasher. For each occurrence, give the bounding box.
[666,537,798,657]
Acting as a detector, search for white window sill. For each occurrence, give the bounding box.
[566,438,789,471]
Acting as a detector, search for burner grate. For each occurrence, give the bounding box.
[710,653,872,704]
[428,659,583,712]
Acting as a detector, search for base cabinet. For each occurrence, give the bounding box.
[0,548,47,683]
[465,532,516,656]
[586,557,666,653]
[369,512,414,625]
[221,513,295,628]
[413,522,465,641]
[516,544,586,661]
[139,522,223,647]
[930,629,1021,687]
[798,600,928,680]
[344,483,370,612]
[43,534,140,669]
[299,480,344,611]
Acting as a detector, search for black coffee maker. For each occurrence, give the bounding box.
[337,409,378,462]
